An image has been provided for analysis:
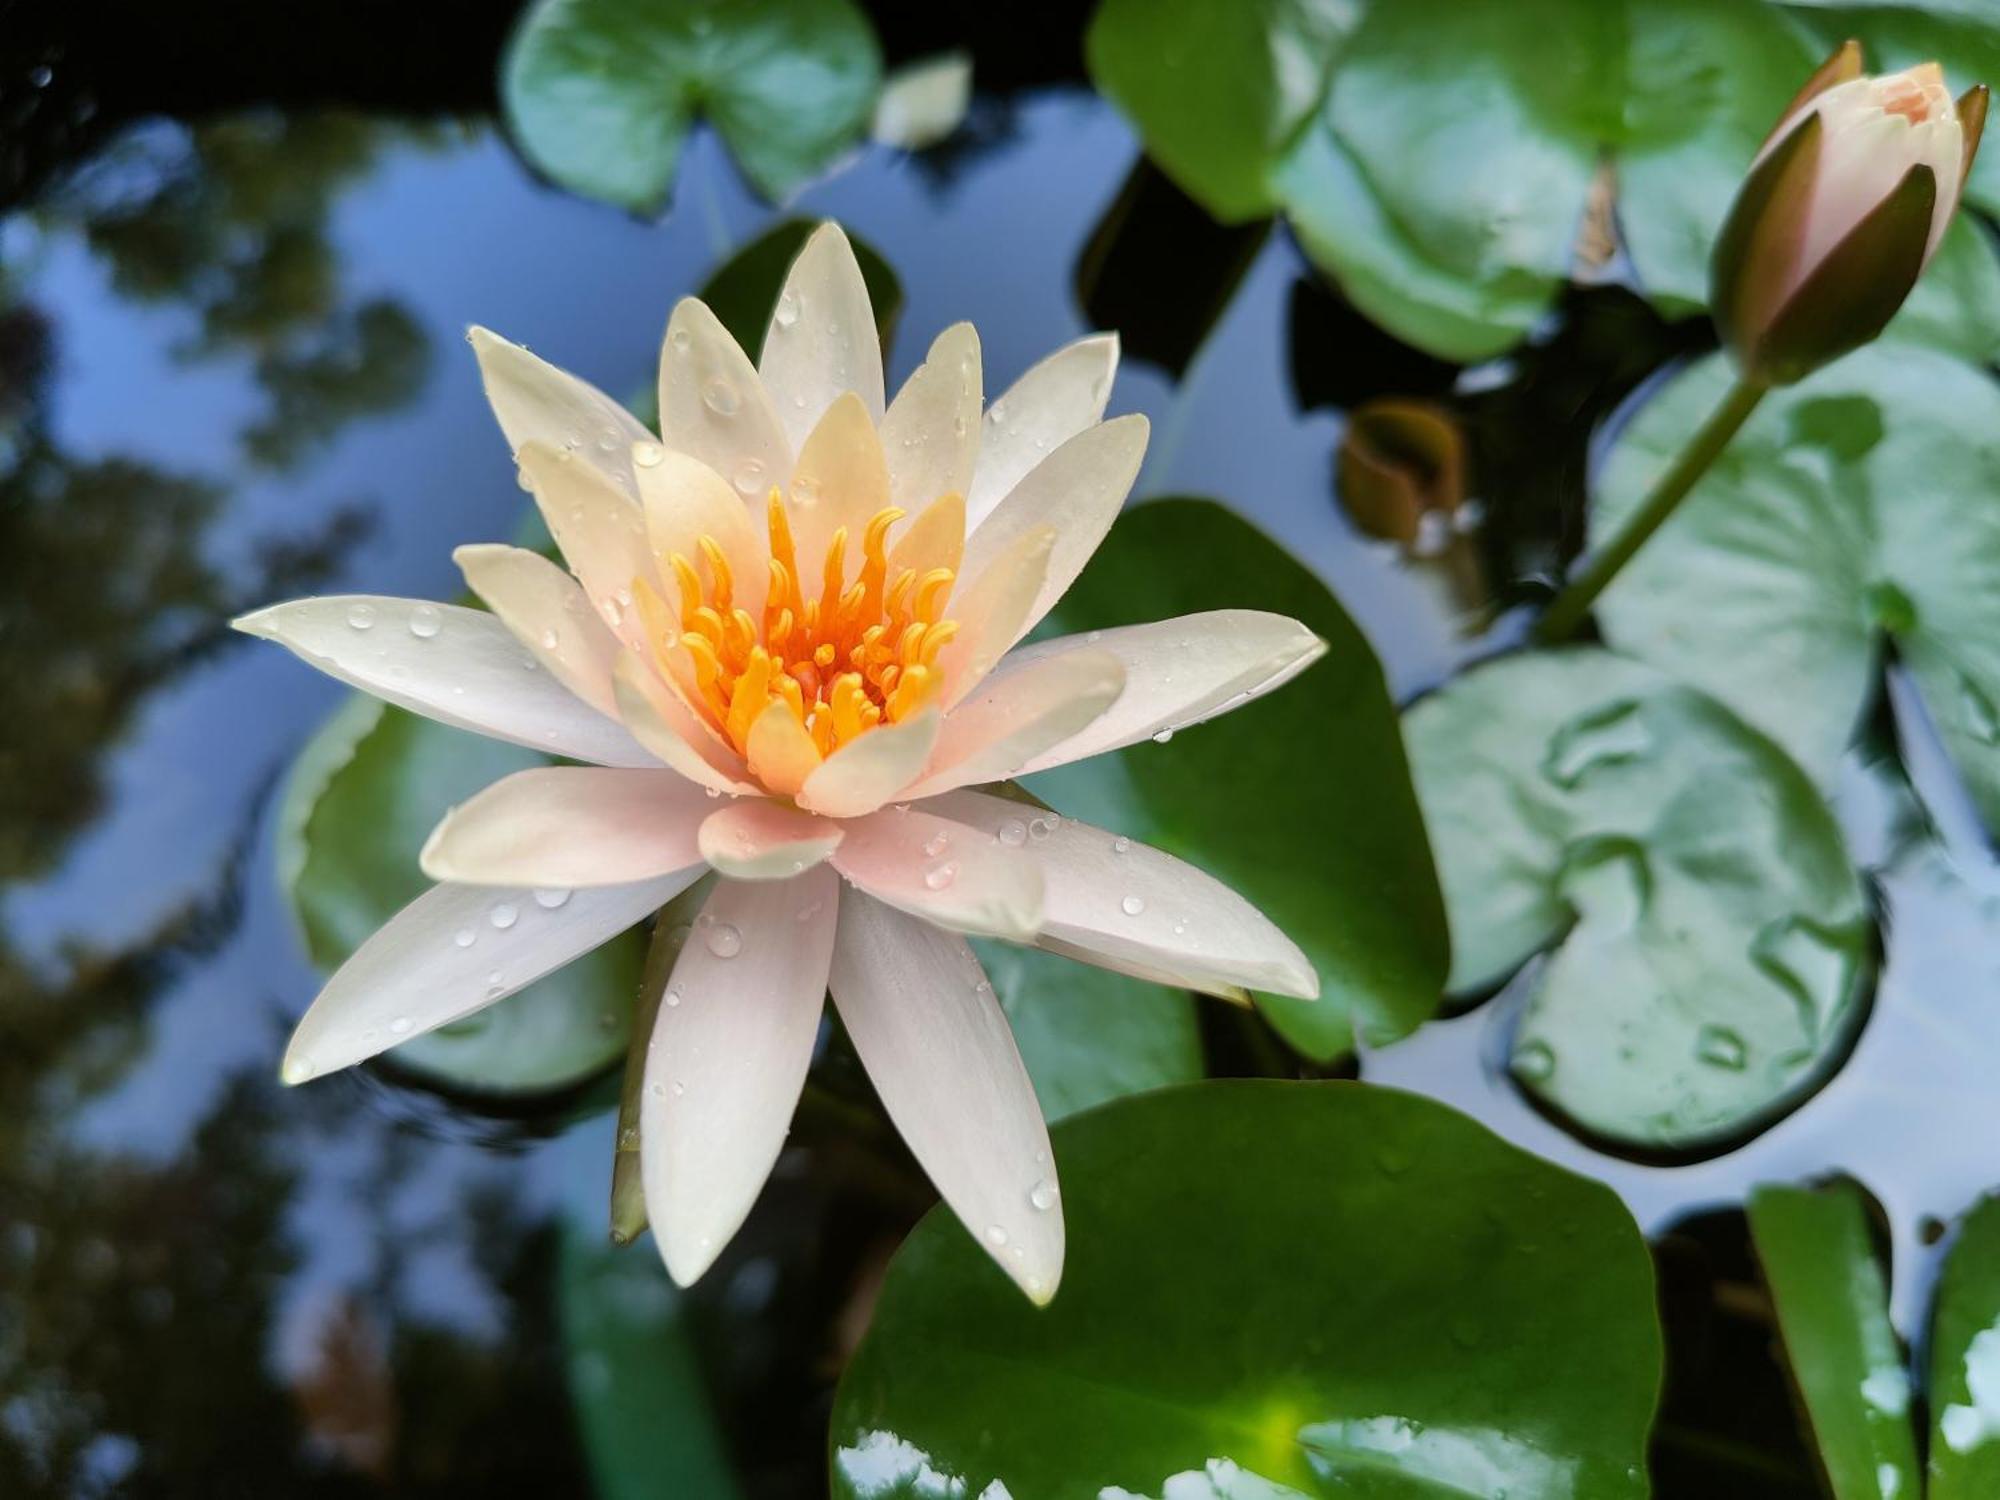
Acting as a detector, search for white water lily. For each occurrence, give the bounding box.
[238,223,1324,1303]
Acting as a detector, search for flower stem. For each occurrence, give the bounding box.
[1534,377,1769,644]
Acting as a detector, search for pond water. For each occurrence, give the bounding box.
[6,19,2000,1500]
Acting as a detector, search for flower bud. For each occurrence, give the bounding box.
[1712,42,1987,386]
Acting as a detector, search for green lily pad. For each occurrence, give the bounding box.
[278,693,645,1094]
[1747,1182,1920,1500]
[1403,647,1872,1150]
[697,216,901,360]
[971,939,1202,1123]
[1593,344,2000,834]
[1026,498,1449,1064]
[1930,1193,2000,1497]
[558,1217,741,1499]
[502,0,882,213]
[1090,0,2000,362]
[831,1080,1660,1499]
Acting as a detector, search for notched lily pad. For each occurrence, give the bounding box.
[1026,498,1449,1064]
[502,0,882,213]
[1403,648,1873,1151]
[832,1080,1660,1500]
[1595,344,2000,838]
[278,693,644,1095]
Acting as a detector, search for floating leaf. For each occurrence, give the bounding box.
[1747,1182,1920,1500]
[1930,1193,2000,1497]
[1027,499,1448,1063]
[1404,648,1872,1150]
[502,0,882,213]
[279,694,644,1094]
[1594,344,2000,835]
[832,1080,1660,1499]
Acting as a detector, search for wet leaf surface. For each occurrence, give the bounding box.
[1747,1181,1920,1500]
[1929,1193,2000,1497]
[1027,499,1448,1063]
[1403,648,1872,1150]
[1594,344,2000,836]
[831,1080,1660,1500]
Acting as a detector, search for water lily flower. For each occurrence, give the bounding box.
[237,224,1324,1304]
[1713,41,1988,385]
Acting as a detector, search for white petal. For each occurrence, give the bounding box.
[798,710,942,818]
[636,446,768,621]
[419,767,714,887]
[517,442,656,653]
[612,655,760,795]
[880,322,981,511]
[960,414,1148,650]
[828,889,1062,1304]
[935,523,1056,709]
[468,326,654,502]
[697,799,844,879]
[454,543,622,717]
[234,596,658,768]
[657,296,793,518]
[643,868,837,1286]
[758,223,886,449]
[902,648,1124,799]
[787,391,893,596]
[1003,611,1328,775]
[829,803,1043,941]
[921,789,1318,1002]
[281,872,698,1083]
[967,333,1118,528]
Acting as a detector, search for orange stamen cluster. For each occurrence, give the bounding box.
[637,492,959,758]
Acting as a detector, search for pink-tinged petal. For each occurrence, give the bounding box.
[281,872,699,1083]
[516,441,656,652]
[454,543,622,717]
[788,391,892,592]
[880,322,981,511]
[468,326,654,502]
[828,890,1063,1304]
[902,648,1124,799]
[830,804,1042,941]
[921,789,1319,1002]
[642,867,837,1286]
[419,767,713,887]
[743,699,823,797]
[635,446,768,621]
[935,524,1057,709]
[612,655,759,795]
[967,332,1118,528]
[656,296,792,519]
[698,798,843,879]
[798,710,942,819]
[233,597,657,768]
[960,414,1148,648]
[758,223,885,449]
[1003,611,1327,775]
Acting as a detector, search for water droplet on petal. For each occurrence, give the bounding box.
[489,902,519,930]
[540,627,559,650]
[705,922,742,958]
[346,602,375,631]
[1111,836,1131,854]
[997,819,1027,847]
[1120,894,1145,916]
[774,291,800,328]
[390,1016,412,1036]
[922,832,950,857]
[924,862,958,891]
[1029,1180,1058,1212]
[668,326,692,351]
[534,887,572,909]
[664,987,682,1008]
[453,927,476,949]
[1151,727,1174,744]
[985,1224,1009,1247]
[701,375,741,416]
[733,457,765,496]
[633,440,664,468]
[407,604,441,639]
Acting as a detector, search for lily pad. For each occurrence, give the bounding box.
[831,1080,1660,1500]
[1403,647,1872,1150]
[1593,344,2000,835]
[279,693,645,1094]
[1026,499,1449,1064]
[1747,1182,1920,1500]
[502,0,882,213]
[1090,0,2000,362]
[1930,1193,2000,1497]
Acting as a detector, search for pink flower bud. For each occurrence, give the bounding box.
[1712,42,1988,385]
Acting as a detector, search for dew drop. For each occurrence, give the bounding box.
[1120,894,1146,917]
[664,987,682,1008]
[407,604,441,639]
[648,1081,665,1098]
[389,1016,412,1036]
[701,374,741,416]
[345,602,375,631]
[672,1080,686,1097]
[1111,836,1131,854]
[922,831,950,857]
[453,927,476,949]
[485,969,506,996]
[997,819,1027,847]
[668,326,692,351]
[924,862,958,891]
[541,627,559,650]
[489,902,519,930]
[633,440,665,468]
[774,290,800,328]
[534,887,572,910]
[705,922,743,958]
[1151,727,1174,744]
[732,457,766,496]
[1029,1180,1059,1212]
[985,1224,1009,1247]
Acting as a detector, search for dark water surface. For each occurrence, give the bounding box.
[6,29,2000,1500]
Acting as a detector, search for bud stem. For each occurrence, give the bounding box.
[1535,377,1769,644]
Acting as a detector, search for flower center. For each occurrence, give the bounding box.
[636,492,958,758]
[1876,65,1944,124]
